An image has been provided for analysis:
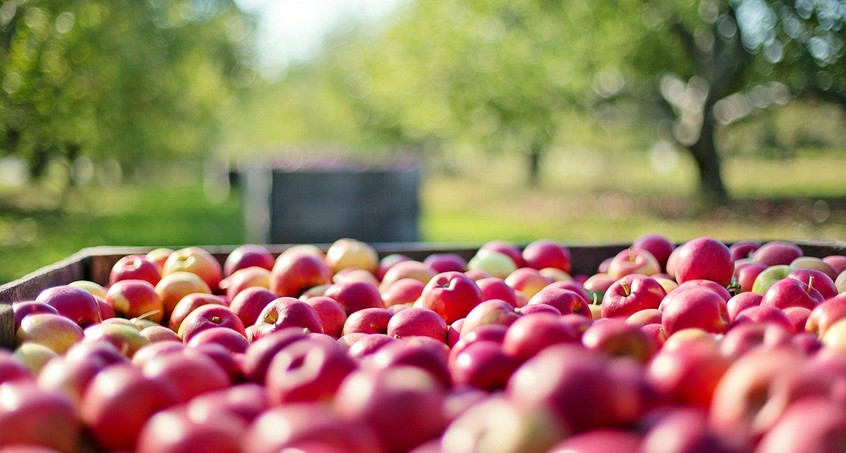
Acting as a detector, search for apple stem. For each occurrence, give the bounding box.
[620,280,631,297]
[807,275,815,294]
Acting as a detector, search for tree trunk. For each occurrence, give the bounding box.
[689,106,728,201]
[527,145,542,188]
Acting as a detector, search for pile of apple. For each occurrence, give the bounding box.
[4,236,846,453]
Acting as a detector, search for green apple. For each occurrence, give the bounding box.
[751,265,794,295]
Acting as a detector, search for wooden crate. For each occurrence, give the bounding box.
[1,240,844,349]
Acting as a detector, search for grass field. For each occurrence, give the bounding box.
[1,151,844,284]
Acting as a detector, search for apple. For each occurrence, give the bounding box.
[601,274,666,319]
[83,321,150,358]
[381,277,426,307]
[517,303,561,316]
[581,318,657,364]
[660,287,729,336]
[729,241,760,261]
[220,266,271,300]
[522,239,572,273]
[35,285,101,327]
[750,264,794,295]
[736,262,768,293]
[760,276,824,310]
[136,404,244,453]
[142,348,231,403]
[449,325,508,364]
[507,344,640,433]
[823,255,846,275]
[106,279,164,323]
[178,304,246,343]
[539,267,574,282]
[504,267,553,298]
[270,251,333,298]
[376,253,412,281]
[347,333,399,359]
[0,381,81,452]
[647,337,731,407]
[674,279,732,301]
[365,337,452,389]
[631,233,674,268]
[784,306,812,332]
[140,325,181,343]
[625,308,662,327]
[81,363,180,451]
[719,322,793,360]
[457,299,519,338]
[334,366,448,453]
[333,268,380,286]
[755,398,846,453]
[821,317,846,350]
[480,240,526,268]
[240,328,309,383]
[752,241,804,266]
[545,280,592,304]
[475,277,519,307]
[15,313,82,355]
[168,293,228,332]
[526,287,591,318]
[386,306,448,342]
[162,246,223,292]
[304,296,348,338]
[223,244,275,277]
[450,340,521,391]
[244,402,383,453]
[419,271,483,324]
[146,247,174,271]
[0,350,35,384]
[12,301,60,332]
[265,338,358,404]
[639,408,732,453]
[606,247,661,279]
[467,250,518,279]
[424,253,468,273]
[68,279,108,299]
[502,313,588,361]
[226,286,277,328]
[325,238,379,274]
[186,326,250,353]
[380,260,438,290]
[807,294,846,337]
[342,307,393,335]
[110,254,161,286]
[12,342,59,375]
[790,256,839,280]
[250,297,323,341]
[131,341,186,370]
[583,273,617,304]
[733,305,796,333]
[727,292,764,323]
[787,268,838,300]
[671,237,734,286]
[187,383,270,424]
[441,394,566,453]
[324,280,385,315]
[154,271,212,319]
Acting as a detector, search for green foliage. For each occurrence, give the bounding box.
[0,0,255,177]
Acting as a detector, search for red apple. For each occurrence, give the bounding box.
[752,241,804,266]
[601,274,666,319]
[639,408,731,453]
[250,297,322,341]
[187,326,250,353]
[81,363,180,451]
[505,267,553,298]
[424,253,468,273]
[660,287,729,336]
[727,292,764,323]
[784,306,812,332]
[178,304,246,343]
[136,404,245,453]
[583,273,617,304]
[325,238,379,274]
[459,299,521,338]
[110,254,161,286]
[187,382,270,424]
[167,293,227,332]
[140,325,181,343]
[625,308,662,327]
[647,337,731,407]
[142,348,231,403]
[162,246,223,292]
[419,271,483,324]
[35,285,101,327]
[790,256,839,280]
[719,322,793,360]
[228,287,277,328]
[304,296,348,338]
[476,277,519,307]
[386,306,448,342]
[324,280,385,315]
[334,366,448,453]
[674,279,732,301]
[522,239,572,273]
[376,253,412,281]
[146,247,174,271]
[581,318,657,364]
[729,241,760,261]
[545,280,592,304]
[12,301,60,332]
[220,266,271,300]
[502,313,587,361]
[733,305,796,333]
[823,255,846,275]
[265,338,358,404]
[526,287,591,318]
[0,381,81,452]
[380,260,438,290]
[672,237,734,286]
[606,247,661,279]
[736,262,768,293]
[365,337,452,389]
[807,294,846,337]
[760,276,824,310]
[82,321,150,358]
[106,279,164,323]
[788,268,838,300]
[154,271,212,319]
[347,333,399,359]
[342,307,393,335]
[270,251,333,297]
[755,398,846,453]
[450,340,521,391]
[547,429,643,453]
[480,240,526,268]
[633,233,675,270]
[224,244,275,277]
[381,277,426,307]
[241,328,310,383]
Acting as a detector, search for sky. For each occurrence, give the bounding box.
[234,0,405,76]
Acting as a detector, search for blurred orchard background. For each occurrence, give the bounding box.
[1,0,845,283]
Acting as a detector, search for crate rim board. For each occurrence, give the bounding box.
[1,239,845,349]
